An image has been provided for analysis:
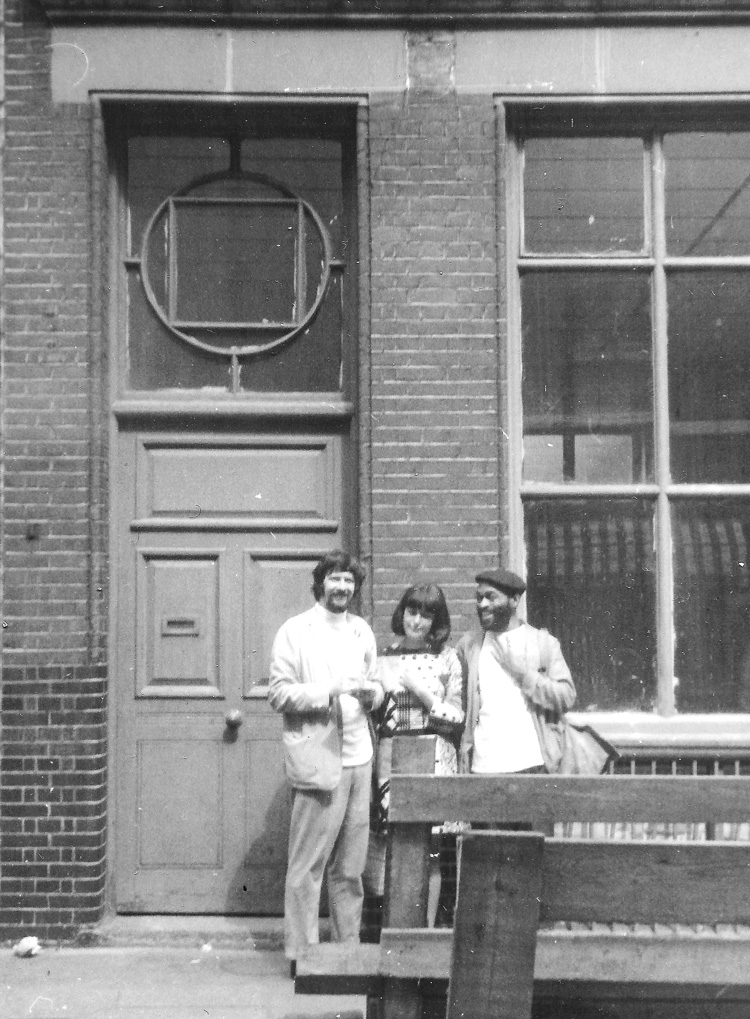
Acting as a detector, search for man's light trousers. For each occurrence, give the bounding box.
[284,759,372,960]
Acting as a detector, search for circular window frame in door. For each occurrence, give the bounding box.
[137,167,342,359]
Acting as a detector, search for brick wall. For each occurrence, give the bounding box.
[2,0,95,667]
[1,0,107,940]
[0,666,107,941]
[368,33,505,644]
[0,14,509,939]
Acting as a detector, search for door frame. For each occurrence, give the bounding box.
[98,91,372,916]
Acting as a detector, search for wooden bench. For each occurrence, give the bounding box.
[296,739,750,1018]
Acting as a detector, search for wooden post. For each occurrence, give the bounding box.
[447,831,544,1019]
[379,734,436,1019]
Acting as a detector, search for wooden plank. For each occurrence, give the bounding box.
[379,927,750,996]
[537,927,750,993]
[379,929,451,979]
[297,928,750,999]
[380,734,436,1019]
[535,980,750,1002]
[447,831,544,1019]
[41,0,750,28]
[388,774,750,825]
[541,839,750,925]
[384,734,435,929]
[294,943,382,995]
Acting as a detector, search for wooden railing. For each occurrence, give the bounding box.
[297,735,750,1019]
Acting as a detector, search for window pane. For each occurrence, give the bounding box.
[242,138,344,249]
[128,269,343,392]
[127,129,348,393]
[174,203,297,323]
[128,272,232,390]
[525,499,657,711]
[522,272,653,482]
[673,500,750,712]
[128,137,229,253]
[665,132,750,256]
[668,271,750,483]
[524,137,644,254]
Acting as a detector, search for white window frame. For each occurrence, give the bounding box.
[502,97,750,749]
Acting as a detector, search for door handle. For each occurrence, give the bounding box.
[225,709,243,729]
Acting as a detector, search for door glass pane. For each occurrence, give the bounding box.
[174,202,298,323]
[242,138,344,249]
[128,137,229,253]
[673,500,750,712]
[126,130,347,393]
[128,270,343,392]
[128,272,232,390]
[668,271,750,483]
[522,272,653,482]
[665,132,750,256]
[525,499,657,711]
[524,137,644,254]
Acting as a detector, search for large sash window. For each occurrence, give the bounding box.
[511,106,750,714]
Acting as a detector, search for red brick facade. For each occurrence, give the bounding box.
[1,1,108,940]
[4,0,747,942]
[369,84,505,624]
[0,0,510,940]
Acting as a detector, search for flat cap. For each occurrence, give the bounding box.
[475,568,526,595]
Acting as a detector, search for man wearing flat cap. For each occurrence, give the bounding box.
[456,568,576,775]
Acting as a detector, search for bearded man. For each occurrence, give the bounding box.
[456,568,576,775]
[269,549,383,971]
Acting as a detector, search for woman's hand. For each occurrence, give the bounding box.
[398,669,419,694]
[400,671,436,711]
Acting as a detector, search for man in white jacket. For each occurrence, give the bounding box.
[269,550,383,971]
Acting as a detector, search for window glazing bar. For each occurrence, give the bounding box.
[296,199,306,324]
[652,134,676,716]
[520,484,660,497]
[168,197,177,322]
[518,257,654,270]
[506,119,525,569]
[663,257,750,269]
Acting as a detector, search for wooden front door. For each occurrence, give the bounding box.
[107,101,359,913]
[113,425,347,913]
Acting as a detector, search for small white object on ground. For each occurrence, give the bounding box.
[12,936,41,957]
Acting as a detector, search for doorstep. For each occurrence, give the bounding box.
[76,914,288,950]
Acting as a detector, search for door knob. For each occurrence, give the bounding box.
[225,709,243,729]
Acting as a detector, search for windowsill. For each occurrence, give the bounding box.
[570,711,750,755]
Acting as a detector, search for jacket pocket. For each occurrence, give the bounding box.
[284,718,342,791]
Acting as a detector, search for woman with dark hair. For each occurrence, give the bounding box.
[379,584,462,753]
[366,584,463,926]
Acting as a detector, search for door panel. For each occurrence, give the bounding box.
[243,552,322,691]
[148,445,332,517]
[114,427,345,913]
[140,553,221,693]
[233,724,295,912]
[139,437,338,523]
[137,736,223,867]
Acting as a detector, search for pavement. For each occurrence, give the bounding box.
[0,918,366,1019]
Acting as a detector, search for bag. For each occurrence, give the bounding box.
[537,629,619,776]
[282,713,342,791]
[555,717,619,775]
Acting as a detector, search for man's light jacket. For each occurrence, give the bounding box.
[269,605,381,791]
[455,623,577,774]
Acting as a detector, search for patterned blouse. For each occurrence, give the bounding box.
[371,643,464,834]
